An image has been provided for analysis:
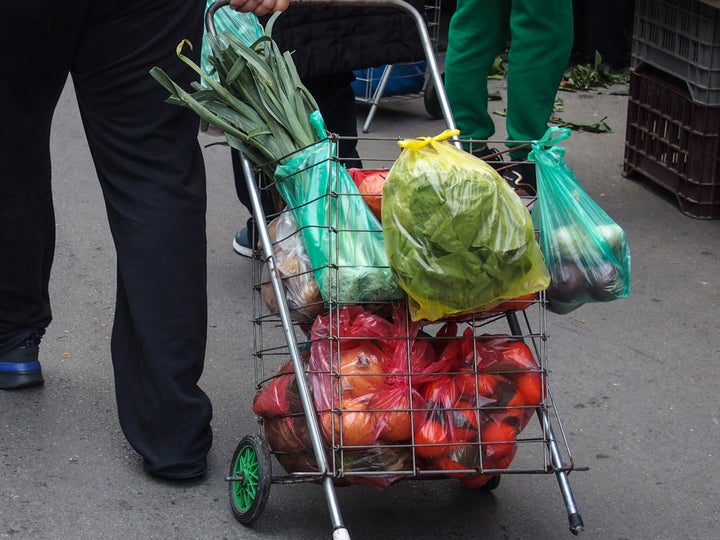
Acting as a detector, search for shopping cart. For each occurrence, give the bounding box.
[205,2,585,538]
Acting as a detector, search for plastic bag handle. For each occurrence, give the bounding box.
[531,126,572,161]
[397,129,460,150]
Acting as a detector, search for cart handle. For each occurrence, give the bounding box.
[205,0,457,134]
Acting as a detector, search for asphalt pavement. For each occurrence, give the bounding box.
[2,65,720,540]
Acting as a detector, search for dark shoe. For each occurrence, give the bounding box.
[472,144,504,166]
[143,453,208,481]
[500,161,537,197]
[0,333,44,390]
[145,462,207,482]
[232,227,256,258]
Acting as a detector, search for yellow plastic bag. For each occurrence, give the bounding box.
[381,130,550,321]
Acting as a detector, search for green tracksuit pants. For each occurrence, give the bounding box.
[444,0,574,159]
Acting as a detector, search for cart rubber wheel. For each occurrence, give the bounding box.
[483,475,501,490]
[228,434,271,524]
[423,71,445,119]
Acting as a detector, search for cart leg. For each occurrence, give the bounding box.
[540,408,585,535]
[362,65,394,133]
[322,476,351,539]
[506,311,523,336]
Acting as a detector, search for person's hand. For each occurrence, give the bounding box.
[229,0,290,16]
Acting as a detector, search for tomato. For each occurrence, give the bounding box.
[433,455,468,476]
[338,345,387,399]
[500,340,538,371]
[414,418,458,458]
[420,376,458,408]
[373,389,416,442]
[515,371,543,407]
[319,398,379,447]
[454,369,477,398]
[481,420,517,469]
[476,373,499,400]
[495,379,521,407]
[433,455,474,480]
[431,444,480,479]
[495,387,529,428]
[453,370,500,407]
[451,400,480,443]
[478,338,538,373]
[357,171,387,220]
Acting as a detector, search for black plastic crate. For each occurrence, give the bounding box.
[623,65,720,219]
[631,0,720,106]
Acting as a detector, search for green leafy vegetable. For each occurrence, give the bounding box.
[150,15,320,177]
[382,131,550,321]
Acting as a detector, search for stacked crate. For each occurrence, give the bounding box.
[623,0,720,219]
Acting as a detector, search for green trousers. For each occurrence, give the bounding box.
[444,0,574,159]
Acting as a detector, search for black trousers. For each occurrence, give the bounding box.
[0,0,212,478]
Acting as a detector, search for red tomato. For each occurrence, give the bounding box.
[339,345,387,399]
[432,455,469,479]
[420,376,458,408]
[501,341,538,371]
[414,418,458,458]
[495,379,521,407]
[431,445,480,479]
[480,338,538,373]
[374,390,414,442]
[451,400,480,443]
[357,171,387,220]
[476,373,499,399]
[454,369,477,398]
[454,367,499,397]
[319,398,379,447]
[496,387,529,428]
[515,371,543,407]
[481,420,517,469]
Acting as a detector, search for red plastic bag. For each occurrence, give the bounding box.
[348,168,389,220]
[309,305,437,447]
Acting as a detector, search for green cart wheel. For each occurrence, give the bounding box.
[228,434,272,524]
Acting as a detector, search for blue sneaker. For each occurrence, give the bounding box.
[232,227,256,258]
[0,333,44,390]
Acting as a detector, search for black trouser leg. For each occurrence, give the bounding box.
[0,3,82,353]
[1,0,212,474]
[70,1,212,477]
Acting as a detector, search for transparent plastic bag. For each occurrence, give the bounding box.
[382,130,550,321]
[529,127,631,315]
[201,1,263,81]
[260,212,324,323]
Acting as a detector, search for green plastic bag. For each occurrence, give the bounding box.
[274,112,403,304]
[382,130,550,321]
[201,1,264,81]
[530,127,631,315]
